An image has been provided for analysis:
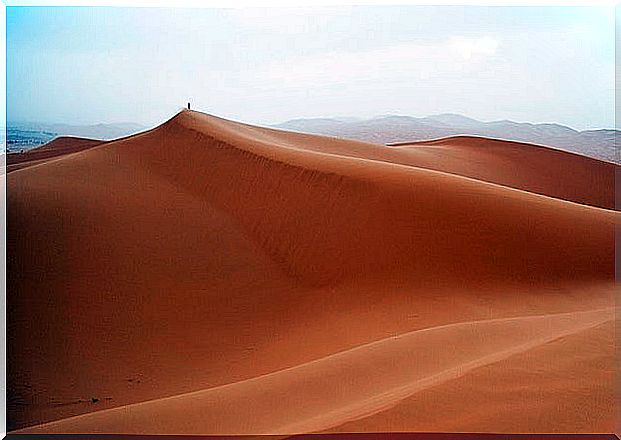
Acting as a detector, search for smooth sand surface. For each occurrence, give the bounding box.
[385,136,616,210]
[16,308,614,434]
[330,319,616,434]
[7,110,618,434]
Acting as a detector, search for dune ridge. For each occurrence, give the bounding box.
[142,112,616,286]
[172,113,617,209]
[7,110,617,433]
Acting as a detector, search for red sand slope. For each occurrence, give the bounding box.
[7,110,618,434]
[6,136,103,173]
[386,136,616,210]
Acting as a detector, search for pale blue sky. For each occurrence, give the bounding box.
[7,6,616,129]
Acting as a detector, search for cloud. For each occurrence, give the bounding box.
[224,6,353,35]
[449,36,499,60]
[249,36,500,89]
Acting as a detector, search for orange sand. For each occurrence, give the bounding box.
[6,136,103,173]
[7,110,617,434]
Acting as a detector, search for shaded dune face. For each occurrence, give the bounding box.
[7,110,618,434]
[140,113,616,286]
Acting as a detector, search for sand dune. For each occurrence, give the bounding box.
[386,136,616,210]
[6,136,103,173]
[7,110,618,433]
[331,319,615,434]
[182,116,617,209]
[15,308,613,435]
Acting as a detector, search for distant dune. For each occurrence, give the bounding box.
[7,110,617,434]
[6,136,104,173]
[7,121,146,153]
[386,136,616,210]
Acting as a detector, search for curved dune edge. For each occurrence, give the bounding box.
[169,111,617,210]
[16,308,613,435]
[328,320,615,434]
[6,136,104,173]
[386,136,618,210]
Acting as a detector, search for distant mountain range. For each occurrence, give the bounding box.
[274,114,619,164]
[6,121,147,153]
[6,115,618,164]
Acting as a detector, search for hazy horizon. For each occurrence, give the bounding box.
[8,6,616,130]
[6,110,618,133]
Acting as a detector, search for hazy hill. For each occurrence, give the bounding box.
[274,114,619,163]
